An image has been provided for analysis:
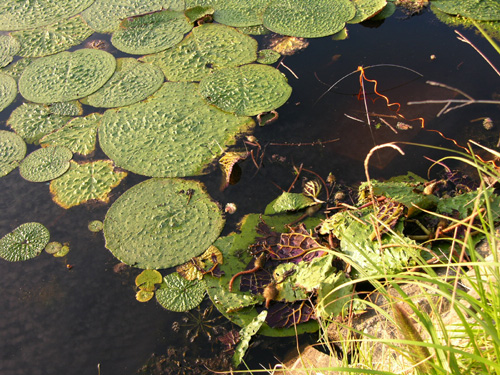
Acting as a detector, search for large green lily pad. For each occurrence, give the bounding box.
[0,0,95,31]
[156,273,206,311]
[0,222,50,262]
[103,178,225,269]
[0,73,17,113]
[18,49,116,104]
[98,82,254,177]
[11,16,94,58]
[81,58,164,108]
[50,160,127,209]
[0,35,21,68]
[40,113,101,156]
[263,0,356,38]
[140,23,257,82]
[433,0,500,21]
[19,146,73,183]
[82,0,186,33]
[199,64,292,116]
[7,103,71,144]
[0,130,26,177]
[186,0,269,27]
[111,10,193,55]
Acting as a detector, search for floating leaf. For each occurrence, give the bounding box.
[141,23,257,82]
[433,0,500,21]
[184,6,214,23]
[0,222,50,262]
[82,58,164,108]
[88,220,103,232]
[136,290,155,302]
[11,15,93,58]
[199,64,292,116]
[263,0,356,38]
[53,244,70,257]
[40,113,101,156]
[82,0,186,33]
[232,310,267,367]
[49,101,83,116]
[0,73,17,113]
[186,0,269,27]
[19,49,116,104]
[45,241,62,254]
[7,103,71,144]
[0,35,21,68]
[0,0,95,31]
[0,130,26,177]
[103,178,224,269]
[19,146,73,183]
[99,82,254,177]
[50,160,127,209]
[177,245,224,281]
[156,272,206,312]
[111,10,193,55]
[257,49,281,64]
[267,36,309,56]
[348,0,387,24]
[135,269,163,291]
[0,58,33,81]
[271,192,316,213]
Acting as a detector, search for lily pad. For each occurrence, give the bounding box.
[11,15,94,58]
[88,220,103,232]
[0,73,17,113]
[19,146,73,183]
[263,0,356,38]
[0,0,95,31]
[81,58,164,108]
[270,192,316,213]
[433,0,500,21]
[0,130,26,177]
[0,222,50,262]
[50,160,127,209]
[257,49,281,64]
[0,35,21,68]
[45,241,62,254]
[186,0,269,27]
[7,103,71,144]
[103,178,225,269]
[53,244,70,257]
[348,0,387,24]
[49,101,83,117]
[111,10,193,55]
[18,49,116,104]
[135,269,163,291]
[176,245,224,280]
[184,6,214,23]
[0,58,33,81]
[199,64,292,116]
[136,290,155,302]
[82,0,186,33]
[98,82,254,177]
[40,113,101,156]
[141,23,258,82]
[156,272,206,312]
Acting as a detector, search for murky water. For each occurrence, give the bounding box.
[1,7,500,375]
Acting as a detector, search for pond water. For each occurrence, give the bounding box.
[1,5,500,375]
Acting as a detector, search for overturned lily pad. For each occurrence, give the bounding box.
[348,0,387,23]
[156,272,206,312]
[184,6,214,23]
[19,49,116,104]
[0,222,50,262]
[199,64,292,116]
[141,23,257,82]
[103,178,225,269]
[50,160,127,209]
[111,10,193,55]
[7,103,71,144]
[0,73,17,113]
[0,0,95,31]
[263,0,356,38]
[99,82,254,177]
[12,15,93,58]
[0,130,26,177]
[40,113,101,156]
[19,146,73,183]
[0,35,21,68]
[433,0,500,21]
[82,58,164,108]
[186,0,269,27]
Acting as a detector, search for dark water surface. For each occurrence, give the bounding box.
[1,7,500,375]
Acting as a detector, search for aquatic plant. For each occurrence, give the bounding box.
[0,73,17,113]
[187,0,270,27]
[0,35,20,68]
[0,222,50,262]
[87,220,103,233]
[19,146,72,183]
[156,272,206,312]
[433,0,500,21]
[135,269,163,302]
[0,130,26,177]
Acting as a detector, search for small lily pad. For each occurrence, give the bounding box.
[136,290,155,302]
[136,269,163,292]
[0,73,17,113]
[156,272,206,312]
[257,49,281,64]
[0,35,21,68]
[49,101,83,116]
[19,146,73,183]
[88,220,104,232]
[50,160,127,209]
[19,49,116,104]
[45,241,62,254]
[0,130,26,177]
[111,10,193,55]
[199,64,292,116]
[53,244,70,257]
[0,222,50,262]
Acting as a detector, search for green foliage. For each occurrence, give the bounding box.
[156,272,206,311]
[348,0,387,24]
[11,16,93,58]
[136,269,163,302]
[184,6,214,23]
[316,271,352,320]
[45,241,62,254]
[199,64,292,116]
[18,49,116,104]
[0,58,33,81]
[186,0,269,27]
[433,0,500,21]
[103,178,224,269]
[19,146,73,183]
[0,73,17,113]
[88,220,103,233]
[140,23,257,82]
[0,35,21,68]
[256,49,281,64]
[0,222,50,262]
[271,191,316,213]
[49,101,83,116]
[0,130,26,177]
[49,160,127,209]
[232,310,268,367]
[111,10,192,55]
